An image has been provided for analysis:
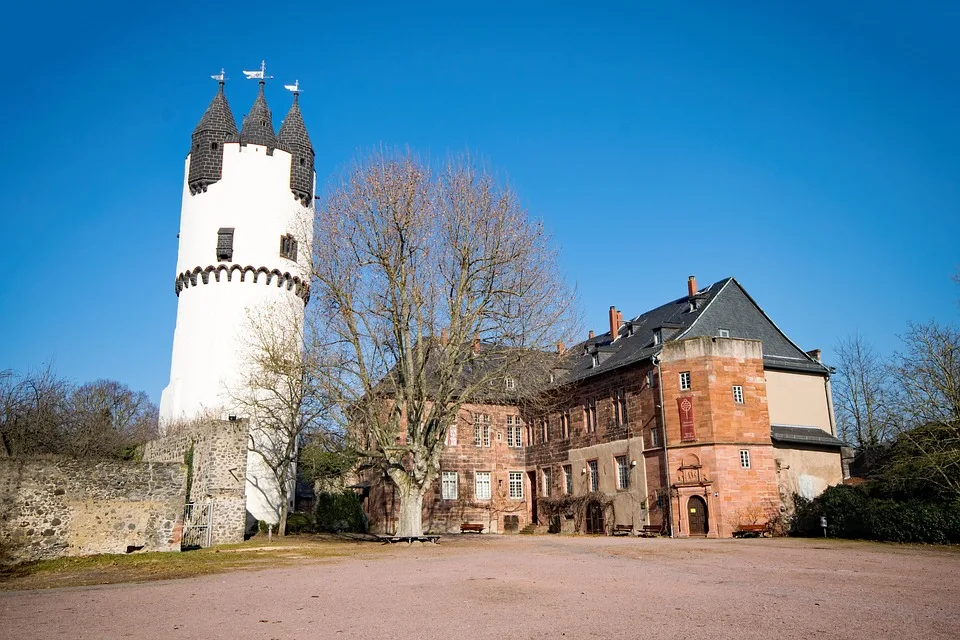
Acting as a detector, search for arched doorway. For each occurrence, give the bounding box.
[687,496,708,536]
[585,501,604,534]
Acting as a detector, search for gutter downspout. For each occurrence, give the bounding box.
[654,354,674,538]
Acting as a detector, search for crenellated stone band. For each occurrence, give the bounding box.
[174,264,310,302]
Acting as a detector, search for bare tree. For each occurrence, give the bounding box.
[228,298,329,535]
[0,366,71,457]
[832,335,895,449]
[310,150,578,536]
[65,380,158,458]
[886,321,960,500]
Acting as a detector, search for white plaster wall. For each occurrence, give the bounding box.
[159,142,314,525]
[765,370,834,434]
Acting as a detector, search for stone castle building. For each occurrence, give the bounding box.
[365,276,844,537]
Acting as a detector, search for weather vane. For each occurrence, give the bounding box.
[283,79,301,94]
[242,60,273,82]
[211,68,226,83]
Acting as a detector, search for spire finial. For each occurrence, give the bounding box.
[211,68,226,89]
[242,60,274,87]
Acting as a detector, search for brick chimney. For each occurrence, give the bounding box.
[687,275,697,298]
[557,341,565,355]
[588,330,595,340]
[806,348,822,362]
[609,306,619,342]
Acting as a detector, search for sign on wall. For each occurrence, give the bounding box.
[678,396,696,441]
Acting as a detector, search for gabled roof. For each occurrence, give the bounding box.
[563,277,828,383]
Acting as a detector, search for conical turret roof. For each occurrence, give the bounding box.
[193,83,238,136]
[239,82,277,149]
[278,93,313,152]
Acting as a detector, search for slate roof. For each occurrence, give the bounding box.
[278,93,312,152]
[564,277,828,383]
[770,424,845,448]
[193,83,238,136]
[237,83,277,150]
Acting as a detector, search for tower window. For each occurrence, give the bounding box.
[280,234,298,261]
[216,228,234,262]
[300,157,306,166]
[211,142,218,150]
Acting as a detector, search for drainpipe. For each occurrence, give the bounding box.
[653,354,674,538]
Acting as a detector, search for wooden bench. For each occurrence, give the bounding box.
[733,524,769,538]
[378,535,441,544]
[613,524,634,536]
[639,524,665,537]
[460,523,485,534]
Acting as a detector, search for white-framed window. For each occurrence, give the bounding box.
[542,468,552,498]
[441,471,458,500]
[588,460,599,492]
[505,376,516,391]
[591,353,600,368]
[718,328,730,338]
[445,421,458,446]
[651,426,661,448]
[564,465,573,495]
[475,471,491,499]
[506,415,522,448]
[740,449,751,469]
[508,471,523,499]
[679,371,691,391]
[653,330,662,346]
[616,456,629,489]
[733,385,744,404]
[474,414,490,447]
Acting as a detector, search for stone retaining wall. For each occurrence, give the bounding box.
[0,458,186,564]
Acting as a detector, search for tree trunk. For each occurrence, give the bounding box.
[278,498,289,537]
[395,485,425,537]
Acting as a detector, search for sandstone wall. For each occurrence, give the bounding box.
[142,419,248,545]
[0,458,185,564]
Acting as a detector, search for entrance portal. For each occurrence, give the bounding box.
[687,495,708,535]
[585,501,604,534]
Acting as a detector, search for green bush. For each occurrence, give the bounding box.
[791,485,960,544]
[285,512,313,534]
[315,491,366,533]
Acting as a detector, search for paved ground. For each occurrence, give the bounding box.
[1,535,958,640]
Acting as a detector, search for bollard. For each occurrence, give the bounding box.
[268,524,273,541]
[820,516,827,538]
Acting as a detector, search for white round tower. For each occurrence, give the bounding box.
[159,75,315,525]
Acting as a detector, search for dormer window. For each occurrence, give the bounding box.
[280,234,298,261]
[653,330,662,346]
[718,328,730,338]
[591,353,600,368]
[216,228,234,262]
[505,377,516,391]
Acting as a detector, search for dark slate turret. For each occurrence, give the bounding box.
[238,82,277,153]
[188,82,238,195]
[278,92,315,206]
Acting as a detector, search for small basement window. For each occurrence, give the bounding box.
[733,385,744,404]
[216,228,234,261]
[280,234,298,261]
[718,328,730,338]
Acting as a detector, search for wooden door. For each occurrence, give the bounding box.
[528,471,538,525]
[586,501,604,534]
[687,496,708,535]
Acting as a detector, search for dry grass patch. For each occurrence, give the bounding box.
[0,535,386,591]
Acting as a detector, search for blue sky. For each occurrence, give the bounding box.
[1,1,957,402]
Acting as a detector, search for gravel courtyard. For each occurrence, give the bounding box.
[1,535,958,640]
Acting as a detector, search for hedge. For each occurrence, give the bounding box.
[792,485,960,544]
